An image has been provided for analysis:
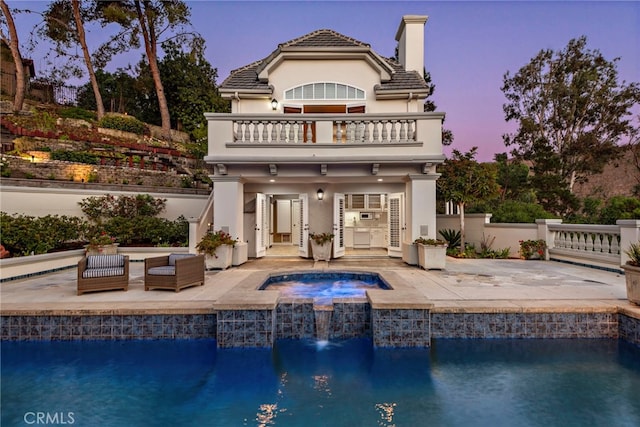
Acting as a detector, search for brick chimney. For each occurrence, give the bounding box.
[395,15,428,74]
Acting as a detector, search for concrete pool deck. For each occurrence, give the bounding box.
[1,256,639,318]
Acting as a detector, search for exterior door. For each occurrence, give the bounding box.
[255,193,268,258]
[333,192,345,258]
[291,199,300,246]
[387,192,405,257]
[297,193,309,258]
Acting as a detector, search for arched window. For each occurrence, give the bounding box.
[284,83,365,101]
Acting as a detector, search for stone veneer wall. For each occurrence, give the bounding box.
[216,309,274,348]
[0,314,215,340]
[620,314,640,346]
[1,311,638,348]
[431,312,619,340]
[372,308,431,347]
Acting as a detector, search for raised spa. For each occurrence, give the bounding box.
[260,271,390,302]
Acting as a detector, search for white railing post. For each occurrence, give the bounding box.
[537,219,562,260]
[618,219,640,266]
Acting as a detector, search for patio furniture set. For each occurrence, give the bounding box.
[77,253,205,295]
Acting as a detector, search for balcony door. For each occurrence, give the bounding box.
[283,104,365,143]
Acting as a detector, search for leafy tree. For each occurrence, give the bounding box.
[437,147,500,252]
[629,116,640,195]
[157,38,228,158]
[502,36,640,216]
[39,0,105,118]
[493,153,532,202]
[100,0,195,140]
[76,68,140,115]
[598,196,640,225]
[0,0,26,111]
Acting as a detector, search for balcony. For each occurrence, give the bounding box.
[204,112,445,167]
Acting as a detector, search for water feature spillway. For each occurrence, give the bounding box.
[211,270,433,348]
[262,271,388,342]
[313,304,333,343]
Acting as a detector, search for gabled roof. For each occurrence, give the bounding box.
[279,28,370,49]
[220,29,429,97]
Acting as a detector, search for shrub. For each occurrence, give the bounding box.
[309,232,335,245]
[51,150,100,164]
[59,106,96,122]
[438,229,461,248]
[79,194,166,223]
[196,230,238,256]
[625,242,640,266]
[413,237,446,246]
[490,200,556,223]
[0,213,87,256]
[98,114,147,135]
[519,239,547,259]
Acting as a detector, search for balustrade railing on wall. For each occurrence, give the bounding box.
[437,216,639,272]
[549,224,621,258]
[232,117,417,144]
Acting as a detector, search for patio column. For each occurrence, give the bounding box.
[618,219,640,265]
[212,177,244,241]
[405,175,438,241]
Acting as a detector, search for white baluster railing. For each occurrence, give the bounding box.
[227,113,431,144]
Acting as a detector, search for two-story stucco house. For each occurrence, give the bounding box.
[204,15,445,260]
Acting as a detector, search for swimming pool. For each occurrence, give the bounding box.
[261,271,389,304]
[2,338,639,426]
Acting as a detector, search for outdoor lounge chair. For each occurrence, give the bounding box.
[144,253,205,292]
[77,254,129,295]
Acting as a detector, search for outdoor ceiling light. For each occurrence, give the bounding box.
[317,188,324,201]
[271,98,278,110]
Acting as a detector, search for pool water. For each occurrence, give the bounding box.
[2,339,640,426]
[262,272,388,303]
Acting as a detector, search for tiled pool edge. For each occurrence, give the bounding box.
[1,307,638,347]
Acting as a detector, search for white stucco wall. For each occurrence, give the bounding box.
[0,185,208,220]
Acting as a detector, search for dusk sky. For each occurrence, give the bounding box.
[10,0,640,161]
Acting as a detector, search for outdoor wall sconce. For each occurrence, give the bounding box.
[317,188,324,201]
[271,98,278,110]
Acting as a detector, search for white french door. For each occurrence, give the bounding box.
[387,192,405,257]
[333,192,345,258]
[297,193,309,258]
[255,193,268,258]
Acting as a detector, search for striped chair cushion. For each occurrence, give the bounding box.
[82,267,125,278]
[87,255,125,269]
[147,266,176,276]
[168,253,194,266]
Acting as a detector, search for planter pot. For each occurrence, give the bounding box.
[85,243,119,256]
[622,264,640,305]
[310,239,332,261]
[203,245,233,270]
[402,242,418,266]
[417,244,447,270]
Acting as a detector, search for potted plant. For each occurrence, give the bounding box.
[519,239,547,260]
[309,232,334,261]
[196,229,238,269]
[622,241,640,305]
[414,237,448,270]
[85,231,118,255]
